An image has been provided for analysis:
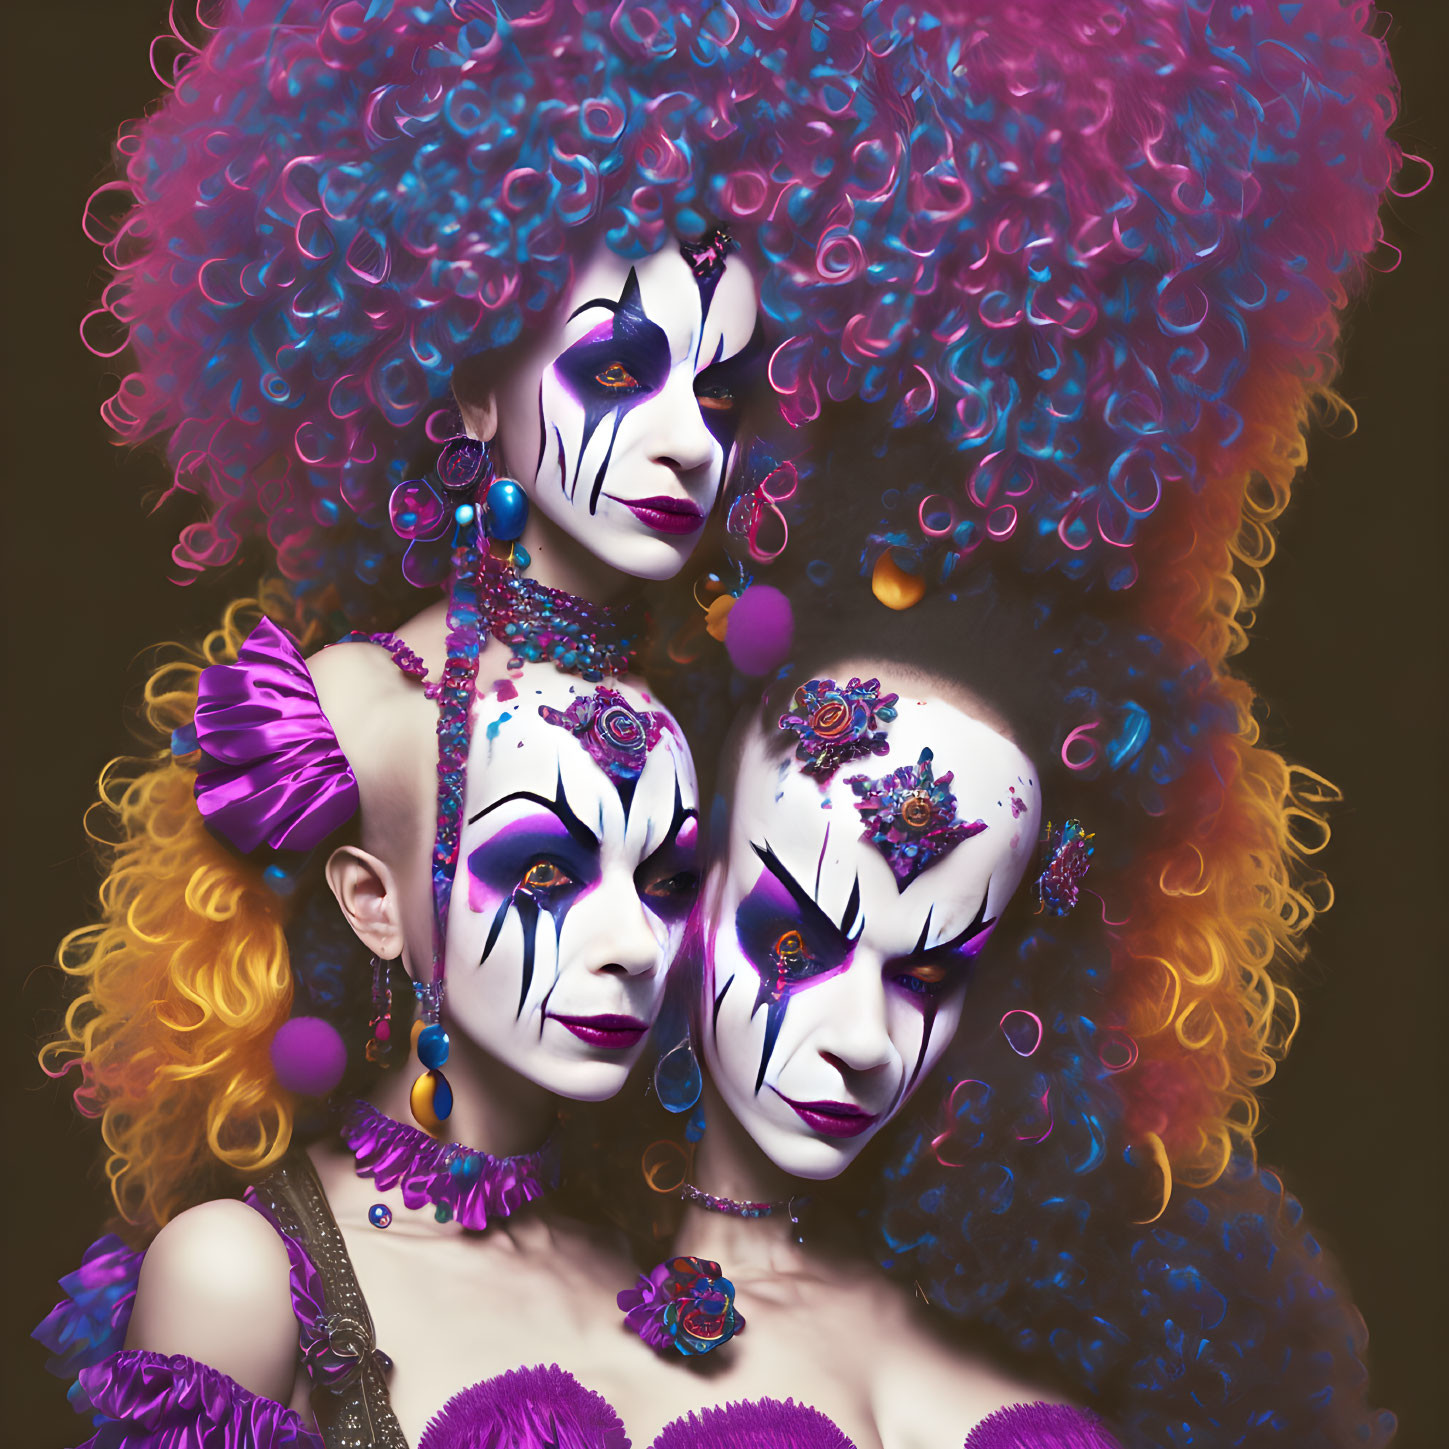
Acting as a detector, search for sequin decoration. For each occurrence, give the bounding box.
[479,550,644,681]
[1037,819,1095,916]
[539,688,666,787]
[846,748,987,889]
[368,1203,392,1229]
[778,677,899,781]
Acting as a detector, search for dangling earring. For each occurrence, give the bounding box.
[654,1030,703,1114]
[409,979,453,1132]
[483,475,530,569]
[364,957,394,1066]
[1036,818,1095,916]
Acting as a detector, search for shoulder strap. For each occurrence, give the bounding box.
[251,1150,410,1449]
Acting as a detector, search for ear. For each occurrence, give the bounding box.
[452,385,499,445]
[324,845,406,961]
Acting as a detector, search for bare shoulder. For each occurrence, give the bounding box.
[124,1197,299,1405]
[867,1279,1072,1446]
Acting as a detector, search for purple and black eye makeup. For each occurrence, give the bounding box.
[634,790,700,925]
[731,842,863,1091]
[886,899,996,1094]
[726,839,996,1097]
[691,320,764,459]
[465,753,695,1031]
[545,256,761,525]
[466,779,601,1020]
[553,269,673,513]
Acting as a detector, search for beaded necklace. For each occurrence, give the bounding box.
[678,1182,809,1229]
[477,548,645,681]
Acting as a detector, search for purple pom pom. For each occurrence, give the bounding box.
[651,1398,854,1449]
[725,586,794,678]
[269,1017,347,1097]
[417,1364,628,1449]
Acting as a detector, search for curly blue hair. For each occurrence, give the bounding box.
[88,0,1400,613]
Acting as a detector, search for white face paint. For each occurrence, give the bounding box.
[492,235,761,581]
[444,667,700,1101]
[702,678,1042,1179]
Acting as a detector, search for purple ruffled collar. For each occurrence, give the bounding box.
[341,1100,559,1232]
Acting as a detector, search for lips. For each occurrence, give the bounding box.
[775,1092,881,1140]
[610,494,706,536]
[550,1013,650,1050]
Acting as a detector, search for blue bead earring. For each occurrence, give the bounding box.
[484,475,530,568]
[409,993,453,1132]
[654,1031,703,1114]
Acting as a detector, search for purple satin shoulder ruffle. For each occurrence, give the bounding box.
[34,1234,145,1410]
[241,1188,354,1390]
[964,1403,1124,1449]
[649,1397,854,1449]
[73,1350,322,1449]
[418,1364,629,1449]
[194,618,357,854]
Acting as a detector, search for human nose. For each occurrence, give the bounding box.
[810,960,895,1078]
[648,374,716,478]
[586,874,661,979]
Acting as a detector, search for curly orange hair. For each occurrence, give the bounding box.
[40,592,324,1236]
[1111,375,1351,1189]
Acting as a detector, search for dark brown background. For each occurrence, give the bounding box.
[4,3,1444,1441]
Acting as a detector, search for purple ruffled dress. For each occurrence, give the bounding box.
[37,1214,1120,1448]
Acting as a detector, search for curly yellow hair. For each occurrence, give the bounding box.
[40,592,324,1235]
[1116,376,1348,1189]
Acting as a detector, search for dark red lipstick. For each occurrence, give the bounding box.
[774,1092,880,1139]
[550,1013,649,1050]
[610,494,706,536]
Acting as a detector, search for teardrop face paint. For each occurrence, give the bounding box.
[445,665,700,1101]
[702,682,1042,1179]
[491,236,762,582]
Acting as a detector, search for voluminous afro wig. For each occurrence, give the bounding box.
[88,0,1404,616]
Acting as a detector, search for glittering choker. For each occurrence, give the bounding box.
[679,1183,808,1228]
[341,1100,559,1232]
[478,550,645,682]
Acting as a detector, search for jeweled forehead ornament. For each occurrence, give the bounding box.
[777,676,899,782]
[846,747,987,890]
[539,687,668,800]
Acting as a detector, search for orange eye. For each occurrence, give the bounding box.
[595,362,639,389]
[522,861,571,891]
[695,385,735,412]
[900,961,949,987]
[774,929,806,962]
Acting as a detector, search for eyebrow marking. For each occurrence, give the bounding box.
[712,974,734,1033]
[696,317,727,369]
[642,776,696,864]
[814,823,830,899]
[839,878,862,942]
[905,886,995,961]
[567,296,620,323]
[468,777,600,850]
[911,907,934,957]
[751,841,865,953]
